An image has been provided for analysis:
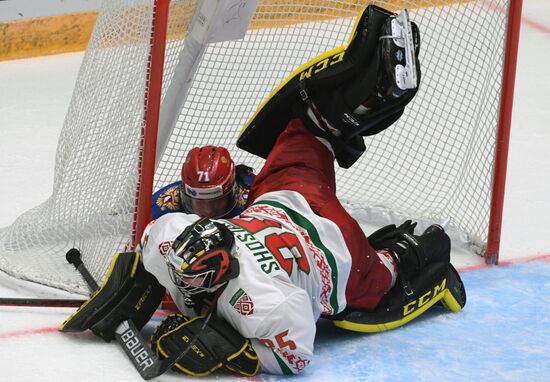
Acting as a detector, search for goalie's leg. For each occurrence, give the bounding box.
[237,5,421,169]
[332,224,466,332]
[301,8,421,168]
[248,119,396,311]
[332,261,466,332]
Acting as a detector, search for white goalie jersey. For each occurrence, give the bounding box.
[140,190,353,374]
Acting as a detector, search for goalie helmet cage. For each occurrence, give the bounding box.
[0,0,521,294]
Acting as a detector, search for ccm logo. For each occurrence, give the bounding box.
[403,278,447,316]
[299,51,345,80]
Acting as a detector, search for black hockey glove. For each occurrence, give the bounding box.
[368,220,417,249]
[151,313,260,377]
[59,252,165,342]
[368,221,450,280]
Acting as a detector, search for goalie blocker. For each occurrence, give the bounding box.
[59,251,258,377]
[237,5,421,168]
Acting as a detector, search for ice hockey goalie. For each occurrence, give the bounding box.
[60,5,465,377]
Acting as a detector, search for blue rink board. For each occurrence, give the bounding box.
[256,260,550,382]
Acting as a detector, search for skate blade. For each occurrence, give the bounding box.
[391,9,418,90]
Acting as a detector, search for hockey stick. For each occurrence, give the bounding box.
[0,248,92,308]
[66,248,212,380]
[0,297,85,307]
[66,248,99,290]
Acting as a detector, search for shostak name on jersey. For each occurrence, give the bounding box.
[220,220,281,275]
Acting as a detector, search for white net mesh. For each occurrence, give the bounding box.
[0,0,513,293]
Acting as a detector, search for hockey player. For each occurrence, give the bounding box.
[151,146,255,219]
[60,5,466,377]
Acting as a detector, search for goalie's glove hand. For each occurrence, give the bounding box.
[151,313,260,377]
[368,220,417,250]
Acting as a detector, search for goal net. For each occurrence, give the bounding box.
[0,0,520,294]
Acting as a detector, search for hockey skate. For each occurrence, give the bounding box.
[353,9,420,115]
[377,9,420,100]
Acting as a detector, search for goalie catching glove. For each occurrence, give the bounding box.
[59,251,165,342]
[150,313,260,377]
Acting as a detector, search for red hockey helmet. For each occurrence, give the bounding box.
[181,146,237,218]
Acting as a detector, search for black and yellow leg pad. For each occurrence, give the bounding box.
[237,4,419,165]
[59,252,165,342]
[331,262,466,333]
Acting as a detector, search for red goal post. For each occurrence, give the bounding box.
[485,0,522,264]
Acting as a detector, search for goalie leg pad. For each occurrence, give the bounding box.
[151,313,259,377]
[59,252,165,342]
[331,261,466,333]
[237,5,421,169]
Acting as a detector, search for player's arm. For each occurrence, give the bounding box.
[249,289,316,375]
[151,181,184,219]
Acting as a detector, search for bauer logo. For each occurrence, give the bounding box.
[118,324,155,371]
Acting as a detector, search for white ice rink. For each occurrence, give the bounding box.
[0,1,549,381]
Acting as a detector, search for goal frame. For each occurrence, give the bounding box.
[134,0,522,264]
[484,0,523,264]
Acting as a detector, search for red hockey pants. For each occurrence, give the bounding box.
[247,118,393,311]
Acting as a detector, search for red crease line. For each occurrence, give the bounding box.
[522,16,550,35]
[458,253,550,272]
[481,0,550,34]
[0,326,59,339]
[0,306,170,341]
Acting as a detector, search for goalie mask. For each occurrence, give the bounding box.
[181,146,237,218]
[166,218,239,295]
